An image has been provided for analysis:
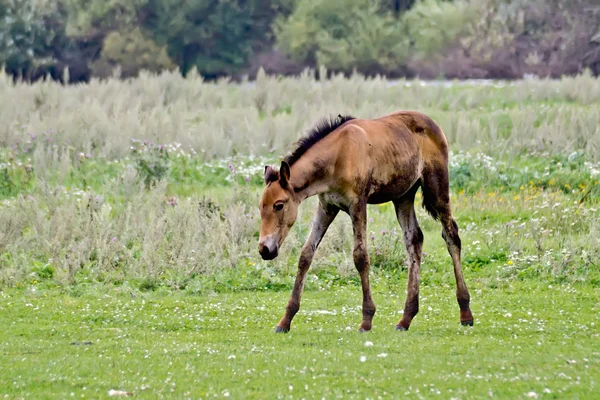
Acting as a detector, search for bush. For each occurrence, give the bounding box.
[275,0,410,75]
[404,0,600,79]
[64,0,144,39]
[0,0,70,80]
[141,0,293,78]
[90,28,176,78]
[1,0,599,81]
[402,0,480,59]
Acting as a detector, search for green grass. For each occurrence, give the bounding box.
[1,281,598,398]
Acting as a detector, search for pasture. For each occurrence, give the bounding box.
[0,69,599,398]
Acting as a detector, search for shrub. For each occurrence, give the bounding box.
[130,139,171,189]
[275,0,410,75]
[64,0,144,39]
[0,0,70,80]
[402,0,480,59]
[141,0,293,78]
[90,28,176,78]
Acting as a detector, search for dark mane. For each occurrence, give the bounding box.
[284,114,355,166]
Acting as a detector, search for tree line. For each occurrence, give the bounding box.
[1,0,598,82]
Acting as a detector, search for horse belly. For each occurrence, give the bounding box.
[367,175,419,204]
[366,144,422,204]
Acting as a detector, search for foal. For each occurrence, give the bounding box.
[258,111,473,332]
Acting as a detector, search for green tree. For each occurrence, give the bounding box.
[64,0,147,39]
[402,0,480,59]
[275,0,410,75]
[0,0,69,80]
[380,0,417,15]
[140,0,292,78]
[90,28,175,78]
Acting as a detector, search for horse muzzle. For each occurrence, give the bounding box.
[258,237,279,260]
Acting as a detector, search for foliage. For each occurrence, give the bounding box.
[1,0,599,80]
[379,0,417,14]
[140,0,292,78]
[90,28,175,78]
[0,0,69,79]
[402,0,480,58]
[64,0,146,39]
[275,0,410,73]
[130,139,171,189]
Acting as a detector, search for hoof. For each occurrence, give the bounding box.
[394,325,408,331]
[275,326,289,333]
[358,328,371,333]
[461,319,474,327]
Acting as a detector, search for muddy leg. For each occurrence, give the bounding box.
[441,215,473,326]
[394,198,424,331]
[350,202,376,332]
[275,200,338,333]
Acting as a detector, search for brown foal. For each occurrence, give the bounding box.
[258,111,473,332]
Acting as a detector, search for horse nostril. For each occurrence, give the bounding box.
[259,244,278,260]
[258,243,269,257]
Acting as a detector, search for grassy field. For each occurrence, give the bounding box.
[1,282,598,398]
[1,71,599,398]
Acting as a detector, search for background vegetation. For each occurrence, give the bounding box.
[1,0,599,81]
[0,69,599,288]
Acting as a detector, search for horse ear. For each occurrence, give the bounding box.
[279,161,291,188]
[264,165,278,185]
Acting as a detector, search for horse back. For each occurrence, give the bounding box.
[334,111,449,203]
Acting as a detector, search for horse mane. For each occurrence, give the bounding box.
[284,114,355,166]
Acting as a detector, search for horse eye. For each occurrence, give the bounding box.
[274,203,284,211]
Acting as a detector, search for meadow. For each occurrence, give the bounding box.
[0,69,599,398]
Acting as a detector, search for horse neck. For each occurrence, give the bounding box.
[289,154,333,202]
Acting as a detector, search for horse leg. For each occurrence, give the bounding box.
[440,213,473,326]
[275,200,338,333]
[422,167,474,327]
[350,201,376,332]
[394,192,424,331]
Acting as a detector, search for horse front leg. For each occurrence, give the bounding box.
[275,201,338,333]
[350,201,376,332]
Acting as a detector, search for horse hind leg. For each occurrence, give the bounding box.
[393,186,424,331]
[422,167,474,327]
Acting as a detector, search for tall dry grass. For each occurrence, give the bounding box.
[1,68,599,161]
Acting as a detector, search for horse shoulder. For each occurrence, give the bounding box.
[331,124,371,190]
